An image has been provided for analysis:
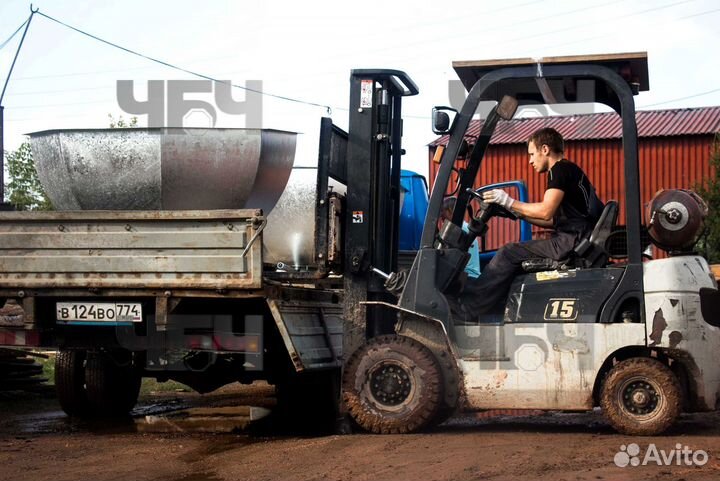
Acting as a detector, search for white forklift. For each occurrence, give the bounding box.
[342,52,720,435]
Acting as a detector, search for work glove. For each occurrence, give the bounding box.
[482,189,515,210]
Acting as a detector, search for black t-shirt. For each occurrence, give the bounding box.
[547,159,604,235]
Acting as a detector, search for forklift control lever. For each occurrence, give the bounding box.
[371,267,408,295]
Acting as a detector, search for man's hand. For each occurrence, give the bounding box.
[483,189,515,210]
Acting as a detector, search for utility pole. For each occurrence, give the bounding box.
[0,6,38,207]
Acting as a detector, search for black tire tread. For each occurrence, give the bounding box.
[343,335,443,434]
[85,352,141,417]
[55,350,90,417]
[600,357,682,436]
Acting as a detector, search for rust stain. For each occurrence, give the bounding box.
[649,308,667,347]
[668,331,683,349]
[492,370,508,388]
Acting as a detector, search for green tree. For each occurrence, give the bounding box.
[3,114,140,211]
[695,134,720,263]
[4,141,52,211]
[108,114,138,128]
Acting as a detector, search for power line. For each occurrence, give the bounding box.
[1,9,36,105]
[639,88,720,108]
[34,10,334,114]
[535,5,720,53]
[8,85,113,96]
[495,0,698,50]
[0,18,28,51]
[8,98,112,110]
[9,51,259,81]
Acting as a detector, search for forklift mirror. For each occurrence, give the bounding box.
[432,106,457,134]
[496,95,519,121]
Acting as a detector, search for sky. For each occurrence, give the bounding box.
[1,0,719,179]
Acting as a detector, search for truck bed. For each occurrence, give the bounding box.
[0,210,264,291]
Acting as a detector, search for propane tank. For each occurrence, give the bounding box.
[646,189,708,252]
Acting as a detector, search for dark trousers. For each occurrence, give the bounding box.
[459,231,579,316]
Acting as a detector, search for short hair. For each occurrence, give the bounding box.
[528,127,564,154]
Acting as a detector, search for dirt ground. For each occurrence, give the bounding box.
[2,383,720,481]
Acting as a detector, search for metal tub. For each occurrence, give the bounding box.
[28,128,322,268]
[29,128,297,215]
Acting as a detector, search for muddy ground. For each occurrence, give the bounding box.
[2,383,720,481]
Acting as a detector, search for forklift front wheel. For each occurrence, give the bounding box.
[342,335,443,434]
[600,357,682,436]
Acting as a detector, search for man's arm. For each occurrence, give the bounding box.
[517,213,554,228]
[510,188,564,223]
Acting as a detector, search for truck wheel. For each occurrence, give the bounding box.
[600,357,682,435]
[343,335,443,434]
[85,352,142,417]
[55,350,91,417]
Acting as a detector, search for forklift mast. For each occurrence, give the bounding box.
[343,69,419,357]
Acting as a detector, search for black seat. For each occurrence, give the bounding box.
[572,200,618,267]
[521,200,619,272]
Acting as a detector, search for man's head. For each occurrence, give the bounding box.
[527,127,564,173]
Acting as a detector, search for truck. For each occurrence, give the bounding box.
[0,53,718,436]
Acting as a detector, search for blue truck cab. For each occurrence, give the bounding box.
[399,170,531,267]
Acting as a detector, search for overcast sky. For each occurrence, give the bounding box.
[1,0,719,178]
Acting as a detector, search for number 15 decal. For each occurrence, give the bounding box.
[544,298,579,321]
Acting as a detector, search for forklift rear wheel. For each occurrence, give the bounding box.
[600,357,682,435]
[343,335,443,434]
[55,349,91,417]
[85,351,142,417]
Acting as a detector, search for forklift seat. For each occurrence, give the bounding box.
[572,200,618,267]
[521,200,618,272]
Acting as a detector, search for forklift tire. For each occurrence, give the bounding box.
[55,350,91,417]
[343,335,443,434]
[85,352,142,417]
[600,357,682,436]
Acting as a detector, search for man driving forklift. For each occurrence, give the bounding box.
[454,127,604,320]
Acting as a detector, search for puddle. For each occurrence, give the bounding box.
[7,398,193,435]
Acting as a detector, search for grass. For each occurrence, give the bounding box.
[139,378,191,396]
[33,352,191,395]
[38,354,55,384]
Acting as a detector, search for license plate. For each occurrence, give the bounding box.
[56,302,142,324]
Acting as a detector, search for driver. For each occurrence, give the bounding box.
[455,127,604,320]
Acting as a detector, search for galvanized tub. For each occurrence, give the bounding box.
[28,128,322,268]
[29,128,297,215]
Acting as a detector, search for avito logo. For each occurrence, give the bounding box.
[614,443,709,468]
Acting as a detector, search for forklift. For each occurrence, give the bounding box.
[341,52,720,435]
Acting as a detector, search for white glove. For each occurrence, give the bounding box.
[482,189,515,210]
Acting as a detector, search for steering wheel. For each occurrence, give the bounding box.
[466,188,518,221]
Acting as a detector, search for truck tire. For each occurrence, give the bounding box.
[343,335,443,434]
[85,352,141,417]
[600,357,682,435]
[55,350,90,417]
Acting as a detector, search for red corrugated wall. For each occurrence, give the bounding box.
[428,135,716,252]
